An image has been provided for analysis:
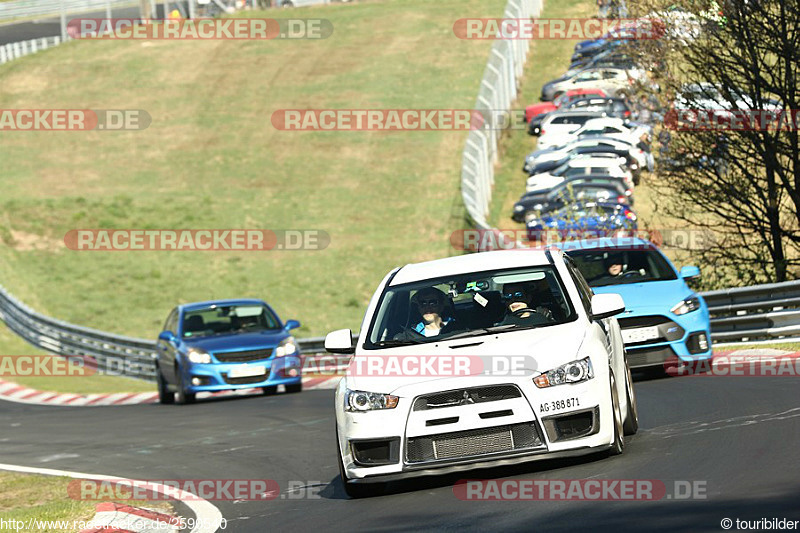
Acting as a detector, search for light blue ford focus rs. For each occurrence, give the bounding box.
[559,238,712,370]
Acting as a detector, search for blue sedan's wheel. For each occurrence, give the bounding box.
[285,383,303,394]
[157,366,174,405]
[262,386,278,395]
[175,368,196,405]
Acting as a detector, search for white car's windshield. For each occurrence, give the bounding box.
[366,266,577,347]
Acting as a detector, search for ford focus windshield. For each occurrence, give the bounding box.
[567,249,678,287]
[366,266,576,347]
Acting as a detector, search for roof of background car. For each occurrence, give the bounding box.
[180,298,267,312]
[552,237,657,252]
[390,250,556,286]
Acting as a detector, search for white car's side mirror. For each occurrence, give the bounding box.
[591,293,625,320]
[325,328,355,354]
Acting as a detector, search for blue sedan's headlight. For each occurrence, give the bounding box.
[275,336,298,357]
[534,357,594,388]
[671,296,701,315]
[187,348,211,364]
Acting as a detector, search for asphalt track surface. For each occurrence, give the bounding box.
[2,373,800,532]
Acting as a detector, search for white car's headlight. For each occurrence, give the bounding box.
[534,357,594,388]
[186,348,211,364]
[345,389,399,412]
[275,336,298,357]
[671,296,701,315]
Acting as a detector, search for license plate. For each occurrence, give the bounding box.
[228,365,267,379]
[621,326,659,345]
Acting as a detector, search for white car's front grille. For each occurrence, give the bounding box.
[412,385,522,411]
[406,422,543,464]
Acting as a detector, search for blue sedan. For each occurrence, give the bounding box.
[155,299,303,404]
[559,238,712,371]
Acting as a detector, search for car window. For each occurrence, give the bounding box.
[563,257,593,316]
[181,304,281,338]
[163,308,178,334]
[364,266,578,347]
[567,249,679,287]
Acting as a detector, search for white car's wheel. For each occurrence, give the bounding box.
[623,363,639,436]
[608,373,625,456]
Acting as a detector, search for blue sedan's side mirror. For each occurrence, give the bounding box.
[158,331,176,343]
[284,319,301,331]
[680,266,701,279]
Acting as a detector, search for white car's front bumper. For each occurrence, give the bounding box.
[336,378,614,483]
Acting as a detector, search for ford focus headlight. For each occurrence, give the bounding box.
[534,357,593,388]
[671,296,700,315]
[275,336,298,357]
[345,389,399,412]
[186,348,211,364]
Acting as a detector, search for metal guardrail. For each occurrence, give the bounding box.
[0,284,338,382]
[461,0,542,231]
[0,36,68,65]
[703,281,800,343]
[0,0,135,22]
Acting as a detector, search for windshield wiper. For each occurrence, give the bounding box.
[372,339,422,347]
[444,325,517,340]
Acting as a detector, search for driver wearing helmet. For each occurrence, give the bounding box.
[497,282,553,326]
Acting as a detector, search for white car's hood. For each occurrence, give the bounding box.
[346,323,587,396]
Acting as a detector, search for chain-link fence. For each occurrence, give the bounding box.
[461,0,543,232]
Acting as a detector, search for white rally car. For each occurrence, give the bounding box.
[325,249,638,497]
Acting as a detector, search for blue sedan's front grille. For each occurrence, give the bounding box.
[214,349,273,363]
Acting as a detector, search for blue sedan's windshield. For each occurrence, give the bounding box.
[567,249,678,287]
[182,304,281,338]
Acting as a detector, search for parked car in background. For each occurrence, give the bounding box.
[513,178,631,223]
[539,117,649,149]
[536,110,607,145]
[155,299,303,404]
[565,97,633,119]
[541,68,633,102]
[526,89,608,135]
[526,154,633,193]
[527,202,638,239]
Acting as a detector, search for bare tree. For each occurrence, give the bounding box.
[625,0,800,287]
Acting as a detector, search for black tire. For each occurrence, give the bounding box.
[336,428,385,498]
[632,172,641,186]
[156,365,174,405]
[622,364,639,436]
[281,0,294,6]
[262,385,278,395]
[608,374,624,456]
[175,367,196,405]
[285,382,303,394]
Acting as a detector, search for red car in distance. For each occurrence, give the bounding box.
[525,88,608,123]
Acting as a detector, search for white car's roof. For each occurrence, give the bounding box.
[581,117,628,129]
[567,156,623,168]
[391,250,556,286]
